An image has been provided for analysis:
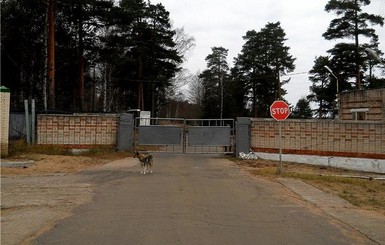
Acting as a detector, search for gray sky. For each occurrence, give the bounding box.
[154,0,385,106]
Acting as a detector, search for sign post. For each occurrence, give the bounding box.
[270,100,291,174]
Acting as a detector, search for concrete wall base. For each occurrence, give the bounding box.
[254,152,385,174]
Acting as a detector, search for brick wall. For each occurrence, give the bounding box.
[250,118,385,159]
[1,90,10,156]
[37,114,119,147]
[340,88,385,121]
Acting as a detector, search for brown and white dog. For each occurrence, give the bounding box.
[133,151,154,174]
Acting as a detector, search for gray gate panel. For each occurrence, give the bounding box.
[236,117,250,156]
[139,126,182,145]
[117,113,134,151]
[188,126,230,146]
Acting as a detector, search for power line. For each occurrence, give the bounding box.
[282,71,309,77]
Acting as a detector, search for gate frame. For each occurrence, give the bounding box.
[134,117,235,154]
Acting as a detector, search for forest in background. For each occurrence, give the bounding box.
[1,0,384,119]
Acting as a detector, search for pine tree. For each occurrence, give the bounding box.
[231,22,295,117]
[200,47,229,119]
[1,0,47,109]
[1,0,185,113]
[291,98,313,119]
[308,56,336,118]
[105,0,182,112]
[323,0,384,89]
[58,0,114,111]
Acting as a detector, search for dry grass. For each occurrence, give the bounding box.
[1,142,163,175]
[1,141,133,175]
[235,158,385,215]
[1,154,107,175]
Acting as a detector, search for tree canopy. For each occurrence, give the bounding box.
[1,0,185,114]
[323,0,384,89]
[307,0,384,118]
[199,47,230,118]
[3,0,383,120]
[230,22,295,117]
[291,97,313,119]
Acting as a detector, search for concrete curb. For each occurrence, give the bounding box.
[1,160,35,168]
[255,152,385,174]
[278,178,385,244]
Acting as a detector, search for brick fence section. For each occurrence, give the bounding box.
[1,89,10,156]
[37,114,119,147]
[250,118,385,159]
[340,88,385,121]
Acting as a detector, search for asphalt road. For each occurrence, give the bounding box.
[30,154,373,245]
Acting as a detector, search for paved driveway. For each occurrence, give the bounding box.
[28,154,372,245]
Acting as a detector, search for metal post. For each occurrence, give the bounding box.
[31,99,36,144]
[277,121,284,174]
[183,119,187,153]
[24,100,31,144]
[324,66,339,119]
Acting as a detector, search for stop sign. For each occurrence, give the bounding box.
[270,100,291,121]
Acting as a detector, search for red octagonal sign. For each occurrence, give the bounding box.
[270,100,291,121]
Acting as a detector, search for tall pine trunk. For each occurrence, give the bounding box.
[47,0,55,109]
[354,0,361,89]
[77,2,85,111]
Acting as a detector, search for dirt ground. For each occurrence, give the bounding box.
[1,153,384,216]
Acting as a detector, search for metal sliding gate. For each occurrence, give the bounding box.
[135,118,234,154]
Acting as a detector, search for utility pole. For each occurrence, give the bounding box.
[220,66,223,119]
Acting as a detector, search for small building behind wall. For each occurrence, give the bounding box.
[339,88,385,121]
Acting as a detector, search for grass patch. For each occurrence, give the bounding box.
[236,158,385,215]
[3,143,134,175]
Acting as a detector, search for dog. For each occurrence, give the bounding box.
[133,151,154,174]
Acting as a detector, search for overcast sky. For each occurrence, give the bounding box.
[154,0,385,106]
